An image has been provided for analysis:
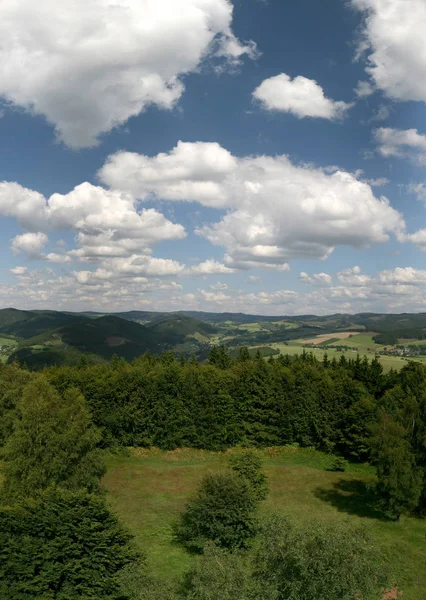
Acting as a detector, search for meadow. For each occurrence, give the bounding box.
[265,333,418,371]
[104,447,426,599]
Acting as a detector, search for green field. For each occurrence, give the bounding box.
[265,336,420,371]
[0,336,18,363]
[104,447,426,598]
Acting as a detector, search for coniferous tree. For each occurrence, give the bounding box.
[370,413,423,520]
[0,488,138,599]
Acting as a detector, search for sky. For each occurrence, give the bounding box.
[1,0,426,316]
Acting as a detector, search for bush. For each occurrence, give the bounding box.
[229,451,268,501]
[329,456,349,472]
[253,515,389,600]
[182,542,261,600]
[176,472,258,552]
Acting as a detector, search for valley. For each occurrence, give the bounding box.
[3,307,426,370]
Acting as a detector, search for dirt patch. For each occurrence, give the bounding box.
[383,587,402,599]
[300,332,358,344]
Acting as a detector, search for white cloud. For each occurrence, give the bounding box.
[300,272,332,285]
[354,80,375,98]
[210,282,228,290]
[74,255,185,285]
[44,253,72,264]
[364,177,389,187]
[0,182,47,231]
[0,181,186,264]
[9,266,28,276]
[352,0,426,104]
[400,229,426,252]
[100,141,404,269]
[0,0,256,148]
[7,261,426,315]
[11,232,48,258]
[253,73,353,119]
[337,266,371,286]
[407,183,426,204]
[374,128,426,162]
[377,266,426,285]
[100,141,238,208]
[189,259,236,275]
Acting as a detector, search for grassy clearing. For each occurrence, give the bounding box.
[0,337,18,363]
[103,447,426,599]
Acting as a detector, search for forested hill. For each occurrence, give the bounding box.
[4,306,426,369]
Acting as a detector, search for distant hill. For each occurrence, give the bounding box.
[8,314,163,368]
[148,314,217,342]
[0,309,85,339]
[4,306,426,370]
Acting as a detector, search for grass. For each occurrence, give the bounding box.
[103,447,426,598]
[0,336,18,363]
[267,341,416,371]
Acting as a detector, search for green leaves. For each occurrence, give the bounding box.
[0,488,138,599]
[2,376,105,502]
[229,451,268,501]
[176,472,258,552]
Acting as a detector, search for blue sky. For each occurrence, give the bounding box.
[1,0,426,315]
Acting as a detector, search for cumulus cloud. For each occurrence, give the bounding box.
[352,0,426,104]
[7,261,426,315]
[337,266,371,286]
[11,232,48,258]
[0,181,186,264]
[400,229,426,252]
[10,232,72,263]
[374,128,426,163]
[100,141,404,269]
[377,266,426,285]
[300,272,332,286]
[253,73,353,119]
[188,259,236,275]
[0,0,256,148]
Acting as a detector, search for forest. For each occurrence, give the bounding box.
[0,347,425,598]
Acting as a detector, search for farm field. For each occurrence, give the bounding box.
[103,447,426,599]
[265,334,421,371]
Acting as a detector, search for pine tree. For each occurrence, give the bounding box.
[370,413,423,520]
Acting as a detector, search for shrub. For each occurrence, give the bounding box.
[229,451,268,501]
[176,472,258,552]
[329,456,349,472]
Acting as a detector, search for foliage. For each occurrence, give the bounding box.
[181,543,260,600]
[253,515,389,600]
[175,472,258,552]
[228,451,268,500]
[0,488,138,599]
[0,363,34,447]
[1,375,105,501]
[329,456,349,472]
[370,412,423,520]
